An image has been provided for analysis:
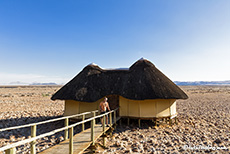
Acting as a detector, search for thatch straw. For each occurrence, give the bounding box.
[51,59,188,102]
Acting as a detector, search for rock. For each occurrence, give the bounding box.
[139,134,144,138]
[148,147,156,152]
[114,141,121,147]
[9,136,16,142]
[56,137,63,144]
[124,149,132,153]
[214,138,222,144]
[121,141,127,147]
[116,147,125,150]
[147,139,154,143]
[50,138,56,144]
[122,136,129,141]
[131,128,136,131]
[164,130,172,135]
[132,147,139,152]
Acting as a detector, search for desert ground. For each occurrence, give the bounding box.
[0,86,65,153]
[0,85,229,153]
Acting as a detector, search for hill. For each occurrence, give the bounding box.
[174,80,230,86]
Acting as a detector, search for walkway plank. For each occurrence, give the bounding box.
[40,117,120,154]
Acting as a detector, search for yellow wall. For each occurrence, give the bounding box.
[64,100,79,116]
[170,101,177,115]
[64,96,177,119]
[64,98,104,119]
[119,96,176,118]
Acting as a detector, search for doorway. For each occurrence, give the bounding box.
[107,95,119,110]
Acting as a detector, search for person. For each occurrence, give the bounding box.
[99,97,110,126]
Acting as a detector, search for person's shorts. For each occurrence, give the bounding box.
[100,111,108,117]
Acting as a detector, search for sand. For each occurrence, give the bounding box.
[0,85,230,153]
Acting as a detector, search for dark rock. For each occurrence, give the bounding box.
[214,139,222,144]
[165,142,172,147]
[139,134,144,138]
[124,149,132,153]
[122,137,129,141]
[132,147,139,152]
[131,128,136,131]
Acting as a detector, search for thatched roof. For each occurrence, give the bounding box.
[51,59,188,102]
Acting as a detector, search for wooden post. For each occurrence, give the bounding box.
[169,118,172,126]
[69,127,73,154]
[138,119,141,128]
[93,112,96,125]
[91,119,95,145]
[114,111,116,129]
[82,114,85,131]
[103,115,106,146]
[175,117,177,125]
[109,112,113,137]
[30,124,36,154]
[64,118,69,140]
[109,112,112,127]
[5,147,16,154]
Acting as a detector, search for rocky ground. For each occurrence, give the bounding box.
[0,86,230,153]
[94,86,230,154]
[0,86,65,153]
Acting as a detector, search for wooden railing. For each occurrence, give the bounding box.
[0,108,119,154]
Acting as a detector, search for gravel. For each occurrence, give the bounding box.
[94,86,230,154]
[0,86,230,154]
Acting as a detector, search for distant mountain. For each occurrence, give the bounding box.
[6,81,230,86]
[1,81,61,86]
[30,82,58,85]
[9,81,29,85]
[174,80,230,86]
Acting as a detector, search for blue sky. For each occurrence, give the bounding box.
[0,0,229,84]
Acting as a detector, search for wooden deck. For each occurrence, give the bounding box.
[40,117,120,154]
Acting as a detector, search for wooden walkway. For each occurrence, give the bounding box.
[0,109,119,154]
[40,117,120,154]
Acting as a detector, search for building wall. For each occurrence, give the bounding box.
[170,101,177,115]
[64,96,177,119]
[119,96,176,118]
[64,98,104,119]
[64,100,80,117]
